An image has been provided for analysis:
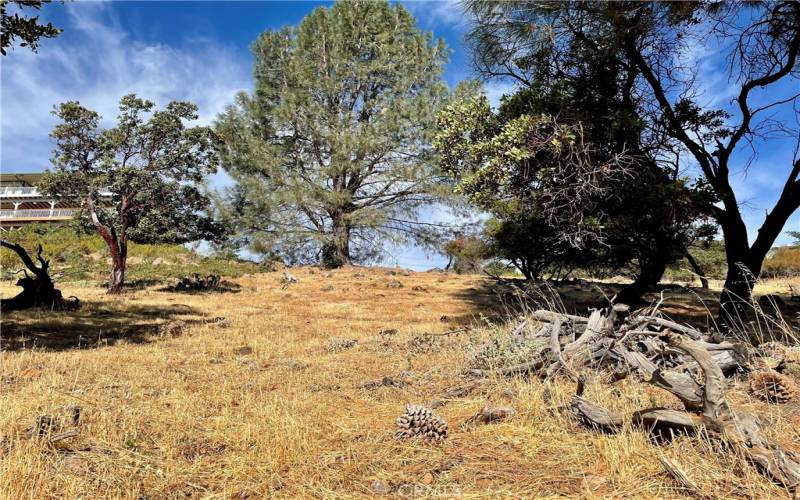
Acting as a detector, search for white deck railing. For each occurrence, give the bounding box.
[0,187,40,196]
[0,187,113,198]
[0,209,75,219]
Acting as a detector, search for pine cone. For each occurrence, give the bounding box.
[749,371,799,404]
[395,404,447,441]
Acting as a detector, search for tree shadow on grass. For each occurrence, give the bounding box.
[0,300,208,351]
[156,283,242,295]
[442,276,613,327]
[442,275,787,332]
[92,279,166,291]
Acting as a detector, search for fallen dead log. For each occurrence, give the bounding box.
[663,332,800,489]
[472,304,792,490]
[562,309,609,360]
[532,310,589,325]
[637,316,704,340]
[673,348,748,375]
[569,378,623,432]
[612,345,704,411]
[0,241,79,312]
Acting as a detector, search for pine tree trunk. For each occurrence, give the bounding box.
[332,220,351,266]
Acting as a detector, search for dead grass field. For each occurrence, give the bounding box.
[2,267,800,499]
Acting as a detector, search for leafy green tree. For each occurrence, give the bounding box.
[215,0,450,267]
[40,95,222,293]
[435,91,702,299]
[1,0,62,55]
[459,2,717,302]
[464,0,800,322]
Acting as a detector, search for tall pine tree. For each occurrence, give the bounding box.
[216,0,450,267]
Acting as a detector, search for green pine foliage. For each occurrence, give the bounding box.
[215,0,451,267]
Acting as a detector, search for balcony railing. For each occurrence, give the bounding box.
[0,187,113,198]
[0,209,75,220]
[0,187,40,196]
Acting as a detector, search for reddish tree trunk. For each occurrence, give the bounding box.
[107,256,126,294]
[105,237,128,294]
[86,194,129,294]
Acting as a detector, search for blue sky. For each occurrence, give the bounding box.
[1,1,798,268]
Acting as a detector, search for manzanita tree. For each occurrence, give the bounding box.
[215,0,451,267]
[40,94,222,293]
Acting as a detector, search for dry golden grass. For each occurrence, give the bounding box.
[1,267,799,499]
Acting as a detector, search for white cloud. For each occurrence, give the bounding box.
[1,2,251,172]
[403,0,470,31]
[483,79,517,108]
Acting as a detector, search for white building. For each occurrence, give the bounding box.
[0,172,110,231]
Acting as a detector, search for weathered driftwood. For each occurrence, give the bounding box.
[570,395,623,432]
[475,305,748,389]
[612,345,704,411]
[562,309,607,360]
[548,317,579,380]
[673,348,748,375]
[570,378,624,432]
[631,407,703,433]
[662,332,800,489]
[569,331,800,491]
[637,316,704,340]
[532,309,589,325]
[474,304,795,490]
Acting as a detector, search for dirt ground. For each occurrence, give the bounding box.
[1,267,799,498]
